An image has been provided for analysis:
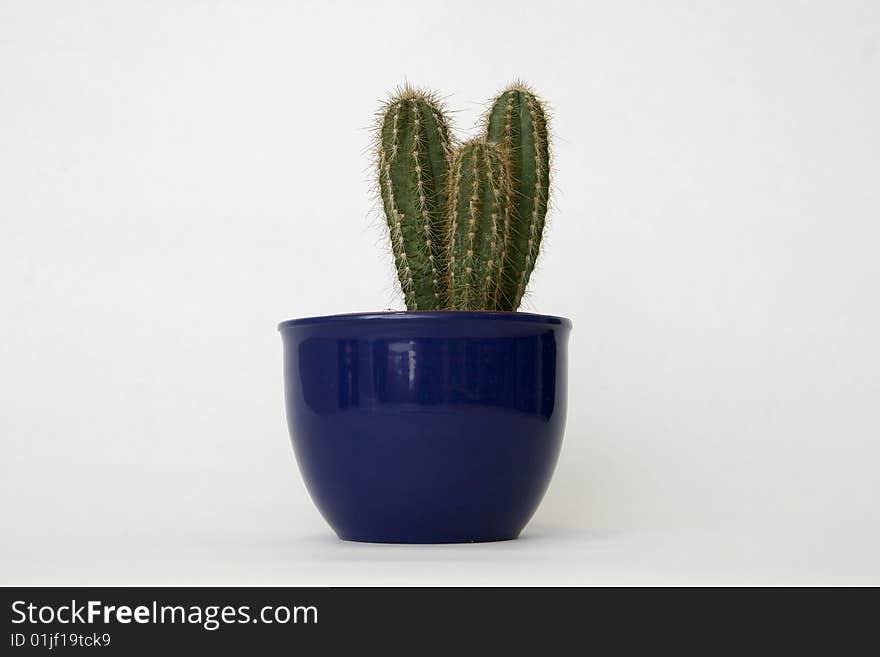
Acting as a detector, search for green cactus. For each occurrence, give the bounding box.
[485,83,550,310]
[447,139,513,311]
[376,86,453,310]
[375,82,550,312]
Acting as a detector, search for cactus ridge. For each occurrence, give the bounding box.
[374,81,551,312]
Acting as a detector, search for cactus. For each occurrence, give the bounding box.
[485,83,550,310]
[375,82,551,312]
[447,140,513,310]
[376,86,453,311]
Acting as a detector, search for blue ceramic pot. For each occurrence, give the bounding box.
[278,311,571,543]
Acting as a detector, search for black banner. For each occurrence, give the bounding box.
[1,587,871,653]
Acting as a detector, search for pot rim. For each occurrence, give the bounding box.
[278,310,571,331]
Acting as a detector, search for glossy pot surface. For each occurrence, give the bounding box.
[279,311,571,543]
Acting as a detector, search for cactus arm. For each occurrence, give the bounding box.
[485,83,550,310]
[376,88,452,310]
[447,140,510,311]
[378,103,416,306]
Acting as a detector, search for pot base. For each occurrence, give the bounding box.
[337,532,520,545]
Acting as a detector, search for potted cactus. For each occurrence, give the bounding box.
[279,83,571,543]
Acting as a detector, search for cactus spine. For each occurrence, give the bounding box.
[377,87,452,310]
[447,140,513,310]
[375,82,551,312]
[485,83,550,310]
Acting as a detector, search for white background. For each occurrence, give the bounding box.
[2,1,878,585]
